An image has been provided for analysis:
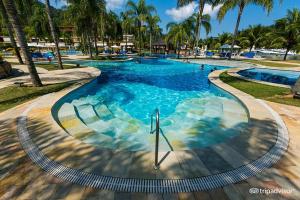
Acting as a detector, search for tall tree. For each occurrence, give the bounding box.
[121,12,134,51]
[177,0,214,52]
[146,14,161,55]
[0,0,23,64]
[239,25,267,51]
[126,0,156,56]
[3,0,42,86]
[45,0,63,69]
[216,0,275,59]
[271,9,300,60]
[166,16,195,58]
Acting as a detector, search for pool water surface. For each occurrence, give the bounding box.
[55,59,249,151]
[238,68,300,86]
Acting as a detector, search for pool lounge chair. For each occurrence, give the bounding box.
[292,76,300,99]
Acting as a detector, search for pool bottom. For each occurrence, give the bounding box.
[57,93,248,152]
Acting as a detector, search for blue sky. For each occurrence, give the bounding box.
[50,0,299,37]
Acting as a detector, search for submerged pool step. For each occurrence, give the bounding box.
[58,103,115,144]
[58,103,95,139]
[75,104,116,136]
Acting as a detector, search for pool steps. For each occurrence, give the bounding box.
[57,97,248,151]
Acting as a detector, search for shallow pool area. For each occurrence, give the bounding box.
[238,68,300,86]
[55,59,249,151]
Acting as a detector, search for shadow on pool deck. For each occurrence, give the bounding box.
[1,113,300,199]
[25,110,275,179]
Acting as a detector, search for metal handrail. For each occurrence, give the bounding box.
[150,108,160,169]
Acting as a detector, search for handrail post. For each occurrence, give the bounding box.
[154,109,160,170]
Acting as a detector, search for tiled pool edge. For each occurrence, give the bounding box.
[16,70,289,193]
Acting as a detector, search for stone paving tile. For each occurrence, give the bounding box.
[193,148,233,174]
[114,192,132,200]
[174,151,211,178]
[223,185,244,200]
[148,193,164,200]
[102,151,133,177]
[178,192,196,200]
[80,188,115,200]
[193,191,211,200]
[208,188,230,200]
[130,192,149,200]
[162,193,179,200]
[156,151,186,179]
[127,152,157,179]
[211,143,249,168]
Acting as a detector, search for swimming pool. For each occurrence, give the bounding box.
[238,68,300,86]
[54,58,249,151]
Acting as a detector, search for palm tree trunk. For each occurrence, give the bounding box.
[139,26,142,56]
[195,0,205,50]
[125,32,128,52]
[3,0,42,86]
[88,35,93,58]
[177,43,180,59]
[229,4,244,60]
[45,0,63,69]
[284,47,290,61]
[0,0,23,64]
[149,33,152,55]
[93,25,99,56]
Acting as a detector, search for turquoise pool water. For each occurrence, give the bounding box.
[238,68,300,86]
[56,59,249,151]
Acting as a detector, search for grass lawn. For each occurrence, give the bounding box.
[36,63,81,71]
[0,82,74,113]
[283,60,300,64]
[243,60,300,68]
[220,72,300,107]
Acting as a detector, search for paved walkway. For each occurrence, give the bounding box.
[0,63,100,89]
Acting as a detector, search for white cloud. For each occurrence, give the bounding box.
[106,0,127,11]
[166,3,222,22]
[166,2,198,22]
[203,4,222,18]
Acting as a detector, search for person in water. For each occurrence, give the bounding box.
[200,64,204,70]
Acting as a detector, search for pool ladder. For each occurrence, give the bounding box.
[150,108,160,170]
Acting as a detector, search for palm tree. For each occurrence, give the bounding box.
[166,17,194,58]
[215,32,232,49]
[216,0,275,59]
[177,0,214,51]
[91,0,106,56]
[166,23,187,58]
[126,0,156,56]
[0,0,23,64]
[3,0,42,86]
[271,9,300,60]
[67,0,94,58]
[28,3,51,44]
[121,12,134,52]
[239,25,266,51]
[45,0,63,69]
[146,14,161,55]
[105,11,122,48]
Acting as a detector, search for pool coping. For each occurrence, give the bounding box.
[16,65,289,193]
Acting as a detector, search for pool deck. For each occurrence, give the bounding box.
[0,60,300,199]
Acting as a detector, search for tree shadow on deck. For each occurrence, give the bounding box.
[1,114,299,199]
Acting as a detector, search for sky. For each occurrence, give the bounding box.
[50,0,299,38]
